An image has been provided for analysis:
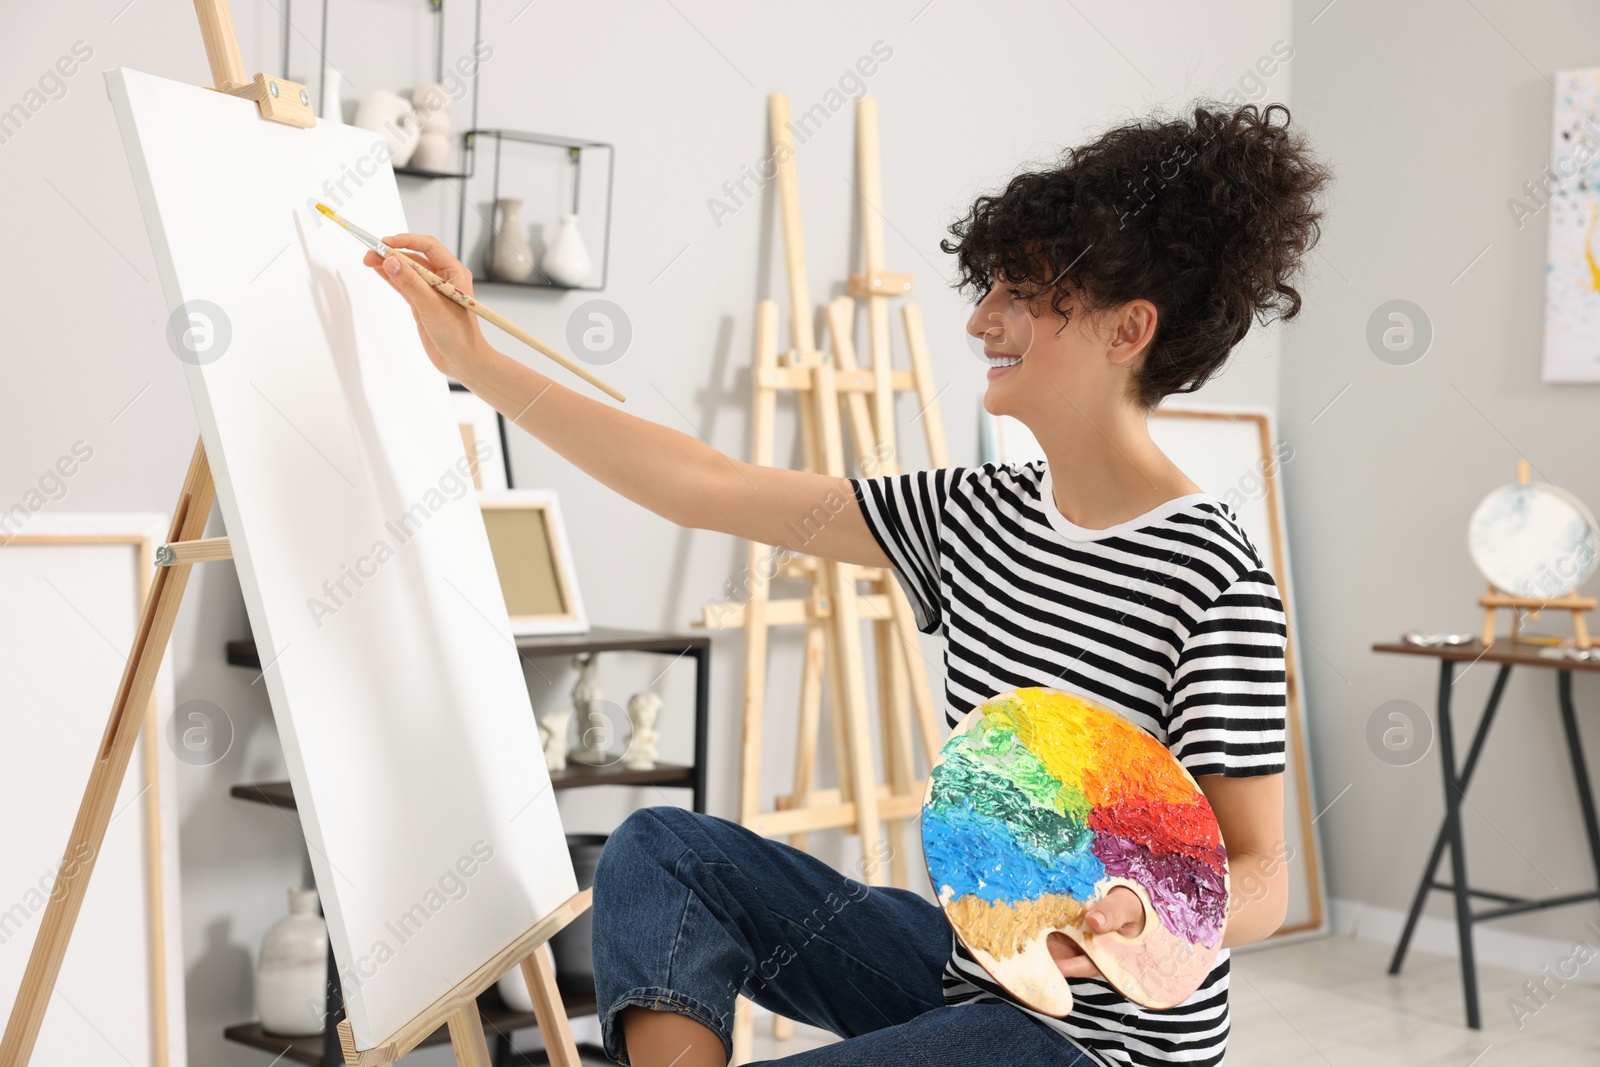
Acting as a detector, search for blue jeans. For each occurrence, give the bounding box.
[591,806,1095,1066]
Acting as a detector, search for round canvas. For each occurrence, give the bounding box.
[923,687,1228,1016]
[1467,481,1599,599]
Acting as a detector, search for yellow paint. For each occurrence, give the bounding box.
[1585,205,1600,292]
[981,688,1195,807]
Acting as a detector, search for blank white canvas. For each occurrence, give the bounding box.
[108,68,576,1046]
[0,514,186,1066]
[983,408,1327,936]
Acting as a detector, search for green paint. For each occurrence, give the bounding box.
[929,748,1092,858]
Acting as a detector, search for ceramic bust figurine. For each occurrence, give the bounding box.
[623,690,662,771]
[569,654,611,764]
[538,709,572,772]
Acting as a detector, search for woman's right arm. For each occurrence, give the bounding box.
[364,233,890,569]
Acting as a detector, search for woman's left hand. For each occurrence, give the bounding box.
[1047,885,1147,980]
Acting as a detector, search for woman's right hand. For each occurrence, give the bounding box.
[363,233,490,381]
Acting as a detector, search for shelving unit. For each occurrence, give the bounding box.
[293,0,484,182]
[457,129,616,291]
[221,627,711,1066]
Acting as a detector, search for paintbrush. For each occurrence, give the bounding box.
[314,202,625,403]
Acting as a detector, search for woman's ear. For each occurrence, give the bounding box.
[1106,300,1159,367]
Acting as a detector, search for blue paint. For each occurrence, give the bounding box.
[924,801,1105,904]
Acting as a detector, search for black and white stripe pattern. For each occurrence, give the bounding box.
[850,461,1287,1067]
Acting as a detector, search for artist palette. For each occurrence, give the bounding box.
[923,687,1228,1016]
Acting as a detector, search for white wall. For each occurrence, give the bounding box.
[1286,0,1600,953]
[0,1,1292,1061]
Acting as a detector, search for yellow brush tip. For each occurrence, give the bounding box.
[315,202,335,218]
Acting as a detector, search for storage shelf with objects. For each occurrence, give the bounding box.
[220,626,710,1066]
[296,0,485,182]
[454,129,616,290]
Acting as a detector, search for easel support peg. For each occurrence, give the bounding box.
[154,536,232,566]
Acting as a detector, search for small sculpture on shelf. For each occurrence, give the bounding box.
[623,690,662,771]
[569,653,612,764]
[537,709,572,773]
[352,89,419,166]
[409,82,453,173]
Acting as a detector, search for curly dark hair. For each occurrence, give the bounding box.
[942,103,1330,409]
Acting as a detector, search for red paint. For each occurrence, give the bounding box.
[1089,798,1225,871]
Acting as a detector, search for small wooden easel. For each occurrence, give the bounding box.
[1478,460,1595,650]
[699,92,949,1062]
[0,6,589,1066]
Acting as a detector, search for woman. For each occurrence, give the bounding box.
[366,101,1329,1067]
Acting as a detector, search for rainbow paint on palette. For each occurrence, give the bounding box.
[923,687,1229,1014]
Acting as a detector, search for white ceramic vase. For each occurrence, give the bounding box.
[410,131,452,172]
[352,89,419,167]
[319,67,343,124]
[258,887,328,1036]
[409,83,453,172]
[540,215,593,287]
[490,198,535,283]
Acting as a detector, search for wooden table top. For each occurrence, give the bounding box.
[1372,638,1600,672]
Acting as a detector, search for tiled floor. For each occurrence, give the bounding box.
[726,935,1600,1065]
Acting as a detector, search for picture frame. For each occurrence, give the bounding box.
[978,405,1329,939]
[448,381,513,491]
[479,490,588,636]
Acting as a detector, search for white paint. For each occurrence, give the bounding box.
[106,68,575,1048]
[0,513,186,1066]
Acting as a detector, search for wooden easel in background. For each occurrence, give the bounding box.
[698,92,950,1062]
[0,5,588,1066]
[1479,459,1596,650]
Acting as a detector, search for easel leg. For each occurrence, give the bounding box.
[520,944,582,1067]
[874,611,912,888]
[731,997,755,1066]
[446,1006,495,1067]
[2,438,216,1066]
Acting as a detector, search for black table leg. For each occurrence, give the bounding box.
[1390,663,1511,975]
[1431,659,1481,1028]
[1558,671,1600,893]
[691,646,710,814]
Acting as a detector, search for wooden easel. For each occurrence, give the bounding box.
[0,6,588,1066]
[701,92,949,1062]
[1478,460,1596,650]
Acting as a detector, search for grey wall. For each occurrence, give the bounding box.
[0,1,1296,1062]
[1287,0,1600,950]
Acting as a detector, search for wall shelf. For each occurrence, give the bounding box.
[221,626,709,1066]
[455,129,616,291]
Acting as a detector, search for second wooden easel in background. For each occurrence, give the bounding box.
[698,92,950,1063]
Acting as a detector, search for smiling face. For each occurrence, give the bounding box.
[967,276,1158,426]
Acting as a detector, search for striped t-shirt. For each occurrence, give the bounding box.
[850,461,1288,1067]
